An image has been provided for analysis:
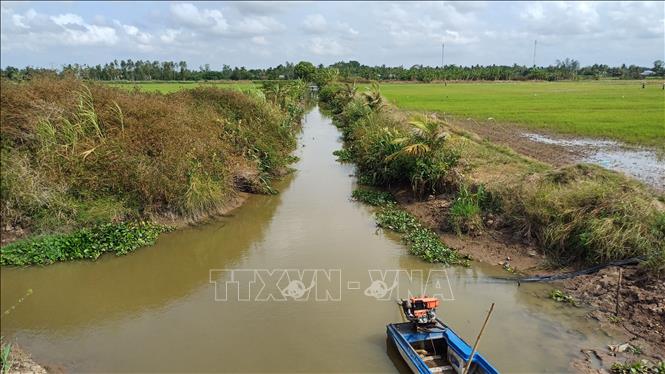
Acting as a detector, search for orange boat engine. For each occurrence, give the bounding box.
[398,296,440,325]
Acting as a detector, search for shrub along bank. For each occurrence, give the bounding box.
[0,77,306,265]
[320,82,664,274]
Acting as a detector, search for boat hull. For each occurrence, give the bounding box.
[386,320,499,374]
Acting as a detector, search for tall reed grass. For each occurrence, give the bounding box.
[1,76,305,244]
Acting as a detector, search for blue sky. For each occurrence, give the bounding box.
[1,1,663,69]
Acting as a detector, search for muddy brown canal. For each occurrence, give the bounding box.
[1,107,624,373]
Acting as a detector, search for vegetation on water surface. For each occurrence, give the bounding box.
[351,188,465,265]
[375,204,466,265]
[1,222,169,266]
[1,76,306,264]
[332,149,353,162]
[351,189,395,206]
[374,81,665,147]
[611,360,665,374]
[321,81,664,274]
[350,188,465,266]
[548,289,578,306]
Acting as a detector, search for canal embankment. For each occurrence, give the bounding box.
[319,81,664,371]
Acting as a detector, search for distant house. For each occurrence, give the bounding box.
[640,70,655,77]
[278,74,285,79]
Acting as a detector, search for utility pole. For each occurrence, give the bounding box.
[441,41,445,68]
[442,41,447,86]
[533,40,537,67]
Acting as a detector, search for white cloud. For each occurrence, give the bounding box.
[235,16,284,35]
[51,13,85,26]
[0,1,662,68]
[232,2,295,15]
[2,8,118,47]
[115,21,153,45]
[376,2,481,47]
[302,14,327,34]
[170,3,228,34]
[160,28,183,44]
[335,22,359,37]
[308,37,349,56]
[520,2,601,36]
[251,35,268,45]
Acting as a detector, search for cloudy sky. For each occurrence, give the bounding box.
[1,1,663,69]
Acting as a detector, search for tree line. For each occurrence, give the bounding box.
[2,59,663,82]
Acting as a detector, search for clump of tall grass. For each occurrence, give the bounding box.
[449,184,484,235]
[499,164,665,271]
[1,76,304,260]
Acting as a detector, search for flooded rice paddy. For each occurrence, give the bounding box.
[523,133,664,190]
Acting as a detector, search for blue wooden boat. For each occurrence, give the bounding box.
[387,319,499,374]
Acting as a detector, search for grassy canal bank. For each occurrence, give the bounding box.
[320,82,664,273]
[0,77,307,265]
[319,81,664,370]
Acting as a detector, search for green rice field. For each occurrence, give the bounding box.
[373,80,665,147]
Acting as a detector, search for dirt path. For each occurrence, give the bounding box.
[443,116,665,192]
[446,117,579,166]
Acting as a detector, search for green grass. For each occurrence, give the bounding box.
[321,82,665,274]
[2,77,306,265]
[371,80,664,147]
[107,81,258,93]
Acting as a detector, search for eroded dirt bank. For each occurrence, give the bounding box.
[0,344,48,374]
[566,267,665,369]
[390,187,664,372]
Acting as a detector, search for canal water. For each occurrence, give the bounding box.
[1,107,623,372]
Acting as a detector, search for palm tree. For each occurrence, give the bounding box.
[387,116,449,161]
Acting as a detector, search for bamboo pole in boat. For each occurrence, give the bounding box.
[462,303,495,374]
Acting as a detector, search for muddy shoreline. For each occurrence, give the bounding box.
[390,187,664,372]
[0,344,47,374]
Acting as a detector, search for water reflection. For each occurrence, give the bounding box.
[0,107,625,373]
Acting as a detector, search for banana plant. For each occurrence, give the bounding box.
[362,82,385,111]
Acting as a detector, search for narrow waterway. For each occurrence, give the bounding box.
[1,107,624,373]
